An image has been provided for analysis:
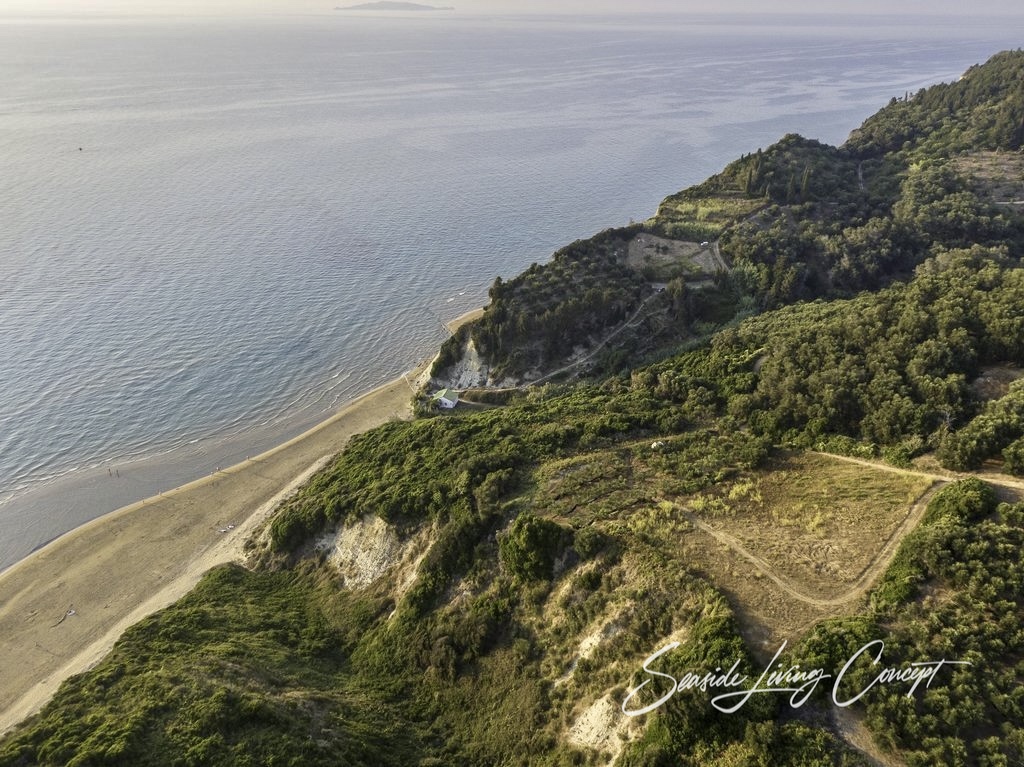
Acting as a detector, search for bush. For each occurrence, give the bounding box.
[1003,436,1024,475]
[498,513,572,581]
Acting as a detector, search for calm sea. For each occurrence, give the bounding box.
[0,12,1018,571]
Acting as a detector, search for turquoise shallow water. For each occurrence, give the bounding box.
[0,12,1019,570]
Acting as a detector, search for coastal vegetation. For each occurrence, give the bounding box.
[432,227,650,382]
[432,50,1023,387]
[3,50,1024,767]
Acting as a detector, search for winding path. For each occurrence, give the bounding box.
[462,289,667,396]
[680,452,1023,609]
[526,291,665,387]
[676,453,1023,766]
[709,240,729,272]
[680,480,944,608]
[813,451,1024,493]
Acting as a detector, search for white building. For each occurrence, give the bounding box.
[431,388,460,409]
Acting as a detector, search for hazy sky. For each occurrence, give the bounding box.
[2,0,1023,15]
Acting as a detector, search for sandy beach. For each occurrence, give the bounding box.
[0,307,483,736]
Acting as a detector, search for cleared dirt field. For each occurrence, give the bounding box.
[970,364,1024,401]
[624,233,726,281]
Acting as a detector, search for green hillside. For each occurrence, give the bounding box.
[433,51,1022,385]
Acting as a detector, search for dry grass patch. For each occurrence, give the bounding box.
[530,450,654,525]
[670,452,934,650]
[678,529,832,653]
[953,150,1024,203]
[686,452,932,593]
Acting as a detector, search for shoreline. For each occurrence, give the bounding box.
[0,306,483,736]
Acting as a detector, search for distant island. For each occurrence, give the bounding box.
[335,1,454,10]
